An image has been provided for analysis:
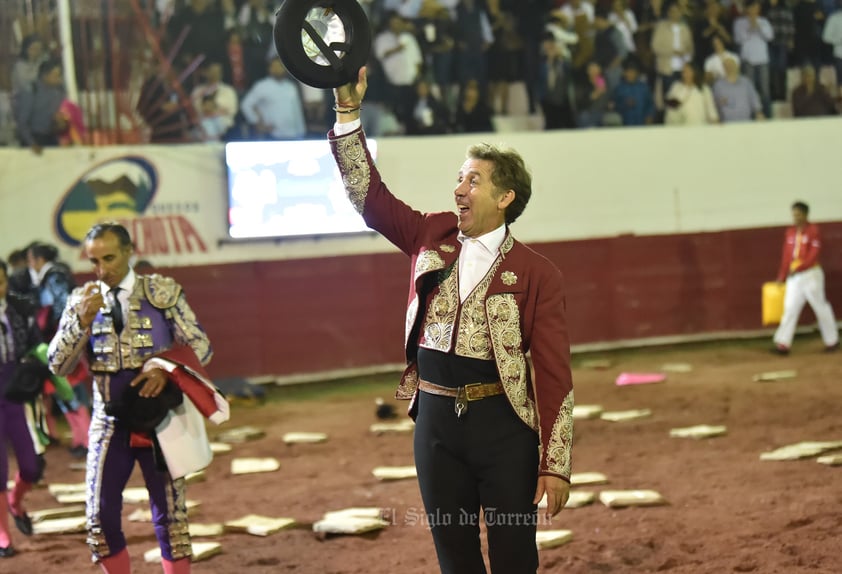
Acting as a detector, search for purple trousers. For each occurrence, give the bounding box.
[0,363,40,490]
[86,376,191,563]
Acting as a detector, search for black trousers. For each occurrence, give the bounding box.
[413,390,540,574]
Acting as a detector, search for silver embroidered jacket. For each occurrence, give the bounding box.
[329,127,574,480]
[47,274,212,382]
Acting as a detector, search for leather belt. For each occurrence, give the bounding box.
[418,379,505,418]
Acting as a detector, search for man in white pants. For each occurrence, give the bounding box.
[773,201,839,355]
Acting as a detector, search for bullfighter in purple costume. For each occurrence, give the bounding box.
[0,260,43,558]
[48,223,213,574]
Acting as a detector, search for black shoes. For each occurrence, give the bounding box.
[9,508,33,536]
[68,445,88,459]
[825,342,840,353]
[0,546,15,558]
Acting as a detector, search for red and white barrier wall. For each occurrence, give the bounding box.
[1,119,840,379]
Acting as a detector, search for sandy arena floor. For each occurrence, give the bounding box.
[5,335,842,574]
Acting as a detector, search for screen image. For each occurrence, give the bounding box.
[225,139,377,239]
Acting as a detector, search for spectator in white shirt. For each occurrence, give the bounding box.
[704,36,741,84]
[822,0,842,88]
[733,0,774,117]
[609,0,639,53]
[190,61,238,134]
[374,12,424,129]
[240,59,307,140]
[665,63,720,124]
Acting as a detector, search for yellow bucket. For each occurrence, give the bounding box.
[761,282,786,326]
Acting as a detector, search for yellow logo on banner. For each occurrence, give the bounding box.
[55,156,158,246]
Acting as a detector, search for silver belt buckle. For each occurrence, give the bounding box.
[454,387,467,418]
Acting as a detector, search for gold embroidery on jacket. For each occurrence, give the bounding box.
[545,392,574,478]
[405,295,419,347]
[336,133,370,214]
[420,264,458,352]
[143,274,181,309]
[487,294,538,431]
[396,364,419,400]
[454,257,503,359]
[414,250,446,281]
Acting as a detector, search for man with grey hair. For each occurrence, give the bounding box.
[326,67,574,574]
[713,55,764,122]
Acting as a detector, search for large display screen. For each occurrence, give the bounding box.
[225,139,377,239]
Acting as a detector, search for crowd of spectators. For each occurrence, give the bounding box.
[5,0,842,150]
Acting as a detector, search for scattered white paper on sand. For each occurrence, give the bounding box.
[313,514,389,535]
[32,515,87,535]
[372,466,417,481]
[581,359,613,370]
[370,420,415,434]
[660,363,694,373]
[760,441,842,461]
[670,425,727,439]
[216,426,265,444]
[30,505,86,523]
[283,432,328,444]
[571,472,608,486]
[573,405,604,420]
[753,370,797,382]
[231,457,280,475]
[599,490,667,508]
[210,442,233,454]
[600,409,652,422]
[144,542,221,563]
[538,491,595,509]
[224,515,296,536]
[817,454,842,466]
[189,523,225,538]
[536,529,574,549]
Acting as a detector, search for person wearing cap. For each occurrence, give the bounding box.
[327,67,574,574]
[48,222,225,574]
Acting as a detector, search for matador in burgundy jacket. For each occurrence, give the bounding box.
[329,127,574,481]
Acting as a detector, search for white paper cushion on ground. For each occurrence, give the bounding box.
[123,487,151,504]
[372,466,417,481]
[30,505,86,523]
[571,472,608,486]
[210,442,233,454]
[231,457,280,475]
[69,462,86,471]
[753,370,797,382]
[572,405,604,420]
[580,359,613,369]
[283,432,328,444]
[536,529,574,549]
[224,515,296,536]
[670,425,728,439]
[144,542,221,563]
[32,515,87,534]
[48,482,86,497]
[760,441,842,461]
[322,507,386,520]
[55,492,87,504]
[129,500,201,522]
[216,426,265,443]
[600,409,652,422]
[660,363,693,373]
[188,523,223,538]
[185,471,206,485]
[538,491,595,509]
[599,490,666,508]
[370,420,415,434]
[313,515,389,535]
[817,454,842,466]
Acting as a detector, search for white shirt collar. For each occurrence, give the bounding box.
[457,224,507,256]
[34,261,54,286]
[101,268,136,296]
